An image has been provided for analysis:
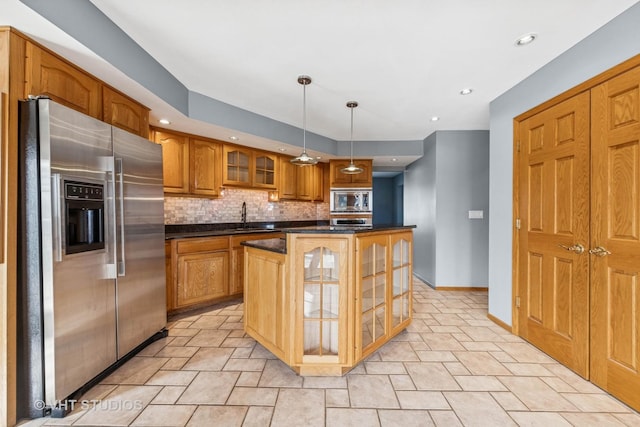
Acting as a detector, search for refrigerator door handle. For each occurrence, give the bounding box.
[51,173,63,262]
[116,158,126,276]
[105,157,117,279]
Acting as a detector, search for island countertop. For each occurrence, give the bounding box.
[164,220,328,240]
[281,224,416,234]
[241,225,416,254]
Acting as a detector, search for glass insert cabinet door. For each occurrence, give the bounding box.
[254,154,276,187]
[359,235,388,353]
[296,238,348,363]
[391,233,412,330]
[224,147,250,185]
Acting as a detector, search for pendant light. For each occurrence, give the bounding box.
[291,75,318,166]
[340,101,363,174]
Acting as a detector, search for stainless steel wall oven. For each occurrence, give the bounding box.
[330,188,373,213]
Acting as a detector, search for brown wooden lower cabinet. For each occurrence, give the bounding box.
[174,237,229,309]
[167,232,283,313]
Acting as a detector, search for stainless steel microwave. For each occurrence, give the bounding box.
[330,188,372,213]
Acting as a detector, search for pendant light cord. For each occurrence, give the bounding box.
[291,75,317,165]
[341,101,362,174]
[349,105,354,163]
[303,81,307,151]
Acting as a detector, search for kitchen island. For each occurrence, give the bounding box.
[242,225,414,375]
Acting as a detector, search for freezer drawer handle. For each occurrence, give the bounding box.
[116,158,126,276]
[51,174,63,262]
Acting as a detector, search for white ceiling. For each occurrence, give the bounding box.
[4,0,639,168]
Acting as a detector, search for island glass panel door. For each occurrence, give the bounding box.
[296,238,348,364]
[390,233,412,333]
[358,235,388,358]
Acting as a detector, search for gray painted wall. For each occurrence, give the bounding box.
[405,133,436,285]
[406,131,489,287]
[435,131,489,287]
[488,3,640,325]
[373,178,395,225]
[393,174,404,225]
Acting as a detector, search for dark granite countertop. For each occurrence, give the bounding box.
[166,228,281,240]
[239,225,415,254]
[241,238,286,254]
[165,220,328,240]
[281,224,416,234]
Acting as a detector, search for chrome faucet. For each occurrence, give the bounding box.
[241,201,247,228]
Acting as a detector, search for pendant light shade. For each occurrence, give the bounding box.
[291,75,318,166]
[340,101,363,174]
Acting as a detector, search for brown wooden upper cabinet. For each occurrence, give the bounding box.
[152,128,222,197]
[102,87,150,138]
[153,129,190,193]
[24,40,150,138]
[279,157,298,199]
[279,156,324,201]
[312,163,326,201]
[190,138,223,197]
[223,145,278,189]
[25,41,101,118]
[329,159,373,187]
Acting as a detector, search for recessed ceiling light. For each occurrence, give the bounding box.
[460,88,473,95]
[431,116,439,121]
[316,156,322,160]
[278,148,287,152]
[229,136,239,141]
[515,33,537,46]
[158,118,171,125]
[391,158,398,162]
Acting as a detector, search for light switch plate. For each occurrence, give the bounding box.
[468,210,484,219]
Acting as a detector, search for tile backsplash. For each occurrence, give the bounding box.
[164,188,330,224]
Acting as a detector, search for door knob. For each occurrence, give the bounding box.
[589,246,611,257]
[558,243,585,254]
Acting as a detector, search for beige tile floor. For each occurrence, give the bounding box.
[22,278,640,426]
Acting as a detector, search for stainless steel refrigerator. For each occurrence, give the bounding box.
[17,98,166,418]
